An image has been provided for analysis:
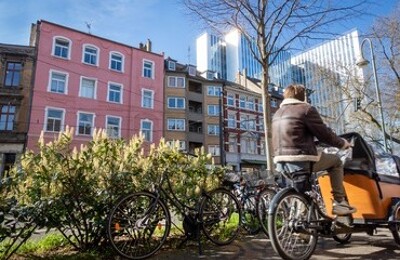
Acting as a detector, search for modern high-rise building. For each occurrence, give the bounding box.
[291,29,363,134]
[196,29,292,88]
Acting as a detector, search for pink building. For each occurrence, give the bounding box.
[27,20,164,150]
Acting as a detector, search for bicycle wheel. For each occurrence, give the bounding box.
[200,188,241,245]
[242,194,261,235]
[268,190,318,260]
[257,188,276,237]
[389,202,400,245]
[107,192,171,260]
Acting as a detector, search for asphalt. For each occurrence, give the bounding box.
[147,228,400,260]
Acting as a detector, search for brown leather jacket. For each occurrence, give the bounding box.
[272,98,345,163]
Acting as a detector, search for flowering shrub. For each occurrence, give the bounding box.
[1,127,223,254]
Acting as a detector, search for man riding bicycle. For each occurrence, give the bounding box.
[271,84,356,216]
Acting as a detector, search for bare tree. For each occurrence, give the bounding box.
[183,0,369,172]
[370,4,400,153]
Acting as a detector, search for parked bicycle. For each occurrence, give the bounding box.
[107,164,241,259]
[223,172,278,236]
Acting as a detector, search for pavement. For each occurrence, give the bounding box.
[147,228,400,260]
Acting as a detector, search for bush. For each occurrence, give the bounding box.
[3,127,224,256]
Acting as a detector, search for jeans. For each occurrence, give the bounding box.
[313,152,346,202]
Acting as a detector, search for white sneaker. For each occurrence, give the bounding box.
[332,200,357,215]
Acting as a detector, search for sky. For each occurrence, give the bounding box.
[0,0,398,64]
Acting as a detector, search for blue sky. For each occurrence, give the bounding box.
[0,0,398,64]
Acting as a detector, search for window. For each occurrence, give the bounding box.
[106,116,121,138]
[258,102,264,112]
[167,97,185,109]
[241,136,257,154]
[143,60,154,78]
[110,52,124,72]
[247,97,255,110]
[207,124,220,135]
[79,77,96,99]
[167,119,185,131]
[207,86,222,96]
[49,70,67,94]
[0,105,15,131]
[168,61,176,70]
[166,140,186,151]
[227,114,236,128]
[188,66,196,76]
[107,83,122,103]
[4,62,21,87]
[167,76,185,88]
[142,89,154,109]
[228,135,237,153]
[45,107,64,132]
[208,145,220,156]
[227,94,235,107]
[140,119,153,141]
[83,45,98,66]
[239,96,246,108]
[77,112,94,136]
[53,37,70,59]
[207,105,220,116]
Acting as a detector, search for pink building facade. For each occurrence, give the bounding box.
[27,20,164,150]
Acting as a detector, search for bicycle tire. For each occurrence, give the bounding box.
[389,201,400,245]
[107,191,171,260]
[242,194,261,235]
[200,188,241,245]
[333,233,352,244]
[257,188,276,237]
[268,189,318,260]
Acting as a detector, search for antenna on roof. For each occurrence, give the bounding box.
[85,21,92,34]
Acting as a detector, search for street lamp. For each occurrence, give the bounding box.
[356,37,388,153]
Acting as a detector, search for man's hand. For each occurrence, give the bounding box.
[342,139,352,149]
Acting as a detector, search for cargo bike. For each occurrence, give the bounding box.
[267,132,400,260]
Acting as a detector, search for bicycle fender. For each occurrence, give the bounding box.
[268,187,296,215]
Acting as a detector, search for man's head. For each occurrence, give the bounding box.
[283,84,306,101]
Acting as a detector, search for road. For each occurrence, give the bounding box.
[148,228,399,260]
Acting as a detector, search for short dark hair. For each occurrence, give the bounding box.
[283,84,306,101]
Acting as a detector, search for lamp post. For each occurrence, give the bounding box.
[356,37,388,153]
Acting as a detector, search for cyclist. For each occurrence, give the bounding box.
[271,84,356,215]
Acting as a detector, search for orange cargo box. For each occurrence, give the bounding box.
[319,172,400,220]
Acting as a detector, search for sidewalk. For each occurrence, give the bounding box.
[148,228,399,260]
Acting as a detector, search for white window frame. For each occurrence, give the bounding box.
[227,114,236,128]
[82,44,99,66]
[166,140,186,151]
[227,94,235,107]
[239,95,246,109]
[105,115,121,138]
[44,107,65,132]
[143,59,154,79]
[48,69,68,94]
[141,89,154,109]
[109,51,124,72]
[167,76,185,88]
[140,119,153,142]
[247,97,255,111]
[77,111,95,136]
[207,124,220,136]
[107,82,123,104]
[52,36,71,59]
[208,145,220,156]
[167,97,185,109]
[79,76,97,99]
[207,104,220,116]
[168,60,176,70]
[207,86,222,96]
[167,118,185,131]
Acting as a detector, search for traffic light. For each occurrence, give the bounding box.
[354,98,361,111]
